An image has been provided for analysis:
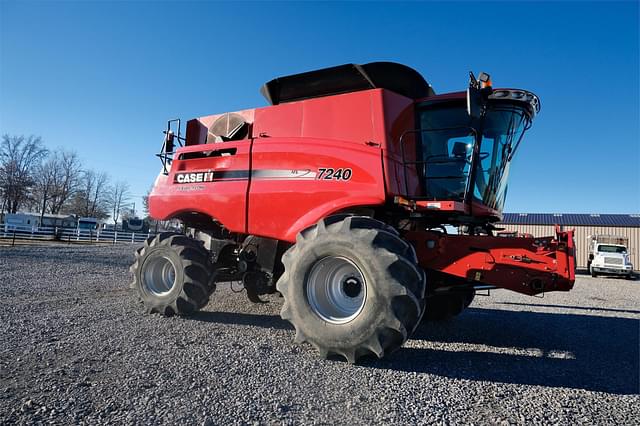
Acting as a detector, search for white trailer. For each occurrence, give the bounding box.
[3,213,38,232]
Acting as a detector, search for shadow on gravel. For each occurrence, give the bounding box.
[186,307,638,394]
[496,302,640,315]
[369,308,639,395]
[190,311,294,330]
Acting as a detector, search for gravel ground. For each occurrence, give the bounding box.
[1,244,639,425]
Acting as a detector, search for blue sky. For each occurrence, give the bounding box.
[1,1,638,216]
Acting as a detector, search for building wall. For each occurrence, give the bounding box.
[499,224,639,270]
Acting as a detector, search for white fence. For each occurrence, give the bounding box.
[1,223,155,245]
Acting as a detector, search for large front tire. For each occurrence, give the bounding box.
[277,216,426,363]
[130,232,214,316]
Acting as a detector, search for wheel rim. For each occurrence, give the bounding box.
[141,255,177,296]
[306,256,366,324]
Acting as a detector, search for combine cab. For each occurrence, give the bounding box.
[131,62,575,362]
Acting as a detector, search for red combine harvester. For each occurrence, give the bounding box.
[132,62,575,363]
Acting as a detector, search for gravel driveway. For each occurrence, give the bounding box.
[1,244,638,424]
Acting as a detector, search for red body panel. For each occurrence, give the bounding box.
[249,137,385,242]
[253,90,380,142]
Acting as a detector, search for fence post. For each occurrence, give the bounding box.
[76,228,80,242]
[114,231,118,244]
[131,232,135,243]
[12,230,16,247]
[97,229,100,242]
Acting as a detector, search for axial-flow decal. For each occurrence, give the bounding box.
[174,169,319,184]
[252,169,317,180]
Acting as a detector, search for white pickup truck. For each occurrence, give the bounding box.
[587,235,634,278]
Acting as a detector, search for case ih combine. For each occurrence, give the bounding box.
[131,62,575,363]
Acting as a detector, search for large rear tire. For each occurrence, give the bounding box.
[130,232,214,316]
[277,216,426,363]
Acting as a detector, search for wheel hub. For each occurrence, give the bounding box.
[342,277,362,298]
[141,255,177,296]
[306,256,366,324]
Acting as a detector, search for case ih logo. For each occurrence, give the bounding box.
[175,171,216,184]
[174,170,249,183]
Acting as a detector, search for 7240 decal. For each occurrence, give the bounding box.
[317,168,352,180]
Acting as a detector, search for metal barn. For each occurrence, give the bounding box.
[499,214,640,270]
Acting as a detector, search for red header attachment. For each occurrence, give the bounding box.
[405,225,576,296]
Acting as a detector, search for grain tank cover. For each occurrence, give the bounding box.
[260,62,436,105]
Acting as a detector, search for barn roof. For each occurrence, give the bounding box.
[500,213,640,227]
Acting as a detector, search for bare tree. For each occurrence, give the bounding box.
[107,180,130,226]
[142,185,152,217]
[32,156,58,225]
[49,150,82,214]
[0,135,48,214]
[72,170,110,219]
[73,169,96,217]
[91,172,110,218]
[120,203,136,222]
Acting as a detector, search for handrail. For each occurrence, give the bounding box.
[158,119,185,175]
